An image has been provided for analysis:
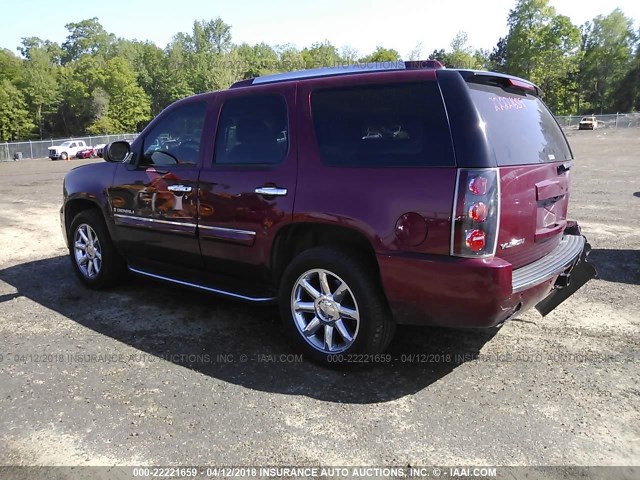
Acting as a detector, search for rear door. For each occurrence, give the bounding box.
[197,84,297,284]
[464,77,573,268]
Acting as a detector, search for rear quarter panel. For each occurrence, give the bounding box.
[294,71,456,255]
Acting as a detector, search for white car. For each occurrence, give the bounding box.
[48,140,87,160]
[578,116,599,130]
[94,144,107,157]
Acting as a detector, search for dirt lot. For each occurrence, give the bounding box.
[0,130,638,471]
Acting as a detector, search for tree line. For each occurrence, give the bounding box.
[0,0,638,142]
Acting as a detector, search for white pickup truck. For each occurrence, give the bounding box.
[48,140,87,160]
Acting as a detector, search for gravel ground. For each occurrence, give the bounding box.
[0,130,638,472]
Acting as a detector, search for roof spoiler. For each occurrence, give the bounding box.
[456,70,542,97]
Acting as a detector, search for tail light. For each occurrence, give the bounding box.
[451,168,500,257]
[468,202,488,222]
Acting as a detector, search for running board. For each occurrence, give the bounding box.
[128,266,277,304]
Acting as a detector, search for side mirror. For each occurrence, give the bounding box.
[103,141,131,163]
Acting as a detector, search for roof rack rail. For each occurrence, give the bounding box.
[230,60,444,88]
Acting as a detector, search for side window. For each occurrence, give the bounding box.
[311,83,454,167]
[214,94,288,165]
[142,101,207,167]
[70,142,77,148]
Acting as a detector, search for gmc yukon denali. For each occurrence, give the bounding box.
[60,61,596,364]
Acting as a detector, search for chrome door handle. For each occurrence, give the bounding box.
[167,185,193,193]
[255,187,288,196]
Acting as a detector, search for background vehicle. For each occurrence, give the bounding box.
[94,144,107,157]
[60,62,595,364]
[49,140,87,160]
[75,147,96,159]
[579,116,599,130]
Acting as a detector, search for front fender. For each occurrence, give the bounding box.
[62,162,119,240]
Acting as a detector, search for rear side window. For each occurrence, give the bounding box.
[467,82,572,165]
[214,94,288,165]
[311,83,454,167]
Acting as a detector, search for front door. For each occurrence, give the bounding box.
[108,100,209,272]
[197,85,297,286]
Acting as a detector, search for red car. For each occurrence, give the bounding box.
[75,147,96,159]
[60,61,596,364]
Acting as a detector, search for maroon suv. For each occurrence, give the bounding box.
[60,61,596,363]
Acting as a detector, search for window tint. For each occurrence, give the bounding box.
[214,95,288,165]
[467,82,572,165]
[142,101,207,166]
[311,83,454,167]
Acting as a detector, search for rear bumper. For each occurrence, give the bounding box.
[512,235,585,293]
[378,229,594,327]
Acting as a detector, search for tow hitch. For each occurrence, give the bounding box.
[535,238,597,316]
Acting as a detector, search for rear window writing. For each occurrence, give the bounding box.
[467,83,572,165]
[491,96,526,112]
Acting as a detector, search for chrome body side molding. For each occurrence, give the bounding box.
[113,214,196,235]
[198,225,257,246]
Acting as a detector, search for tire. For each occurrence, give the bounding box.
[68,209,126,289]
[60,152,68,160]
[279,247,395,364]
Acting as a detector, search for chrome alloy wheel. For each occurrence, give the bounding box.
[291,268,360,354]
[74,224,102,279]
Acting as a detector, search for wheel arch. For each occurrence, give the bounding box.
[271,222,381,286]
[64,196,101,224]
[63,197,112,247]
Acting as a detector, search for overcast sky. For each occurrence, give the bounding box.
[1,0,638,58]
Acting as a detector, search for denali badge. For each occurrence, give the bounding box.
[500,238,525,250]
[114,207,135,215]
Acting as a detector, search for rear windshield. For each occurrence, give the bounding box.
[467,82,572,165]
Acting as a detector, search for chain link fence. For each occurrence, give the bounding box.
[2,113,638,161]
[0,134,138,162]
[556,112,640,130]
